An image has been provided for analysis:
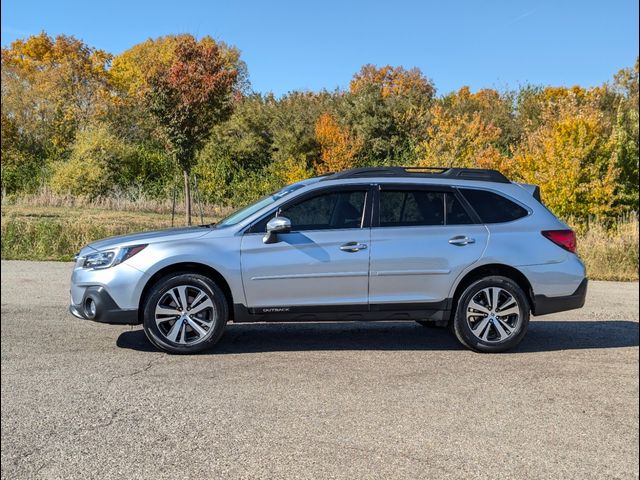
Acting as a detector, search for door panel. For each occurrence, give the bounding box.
[241,229,371,308]
[369,226,488,304]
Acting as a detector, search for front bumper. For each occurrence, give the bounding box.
[69,286,139,325]
[532,278,588,316]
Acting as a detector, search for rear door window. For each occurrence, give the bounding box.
[379,190,473,226]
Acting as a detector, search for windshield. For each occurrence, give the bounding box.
[214,182,309,228]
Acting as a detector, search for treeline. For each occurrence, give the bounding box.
[1,32,638,219]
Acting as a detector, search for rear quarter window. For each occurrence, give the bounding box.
[461,189,528,224]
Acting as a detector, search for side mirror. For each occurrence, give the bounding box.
[263,216,291,244]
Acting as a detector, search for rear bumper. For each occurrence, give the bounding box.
[69,285,139,325]
[532,278,588,316]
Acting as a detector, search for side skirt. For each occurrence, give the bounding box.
[232,301,451,323]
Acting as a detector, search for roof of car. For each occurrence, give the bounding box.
[320,167,511,184]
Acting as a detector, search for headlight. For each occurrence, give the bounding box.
[82,245,147,269]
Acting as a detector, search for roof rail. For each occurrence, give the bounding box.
[322,166,511,184]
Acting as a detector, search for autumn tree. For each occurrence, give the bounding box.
[1,33,112,192]
[146,35,238,225]
[1,33,111,148]
[343,65,434,166]
[417,102,513,175]
[314,113,362,173]
[107,34,247,145]
[512,98,619,218]
[611,58,639,210]
[49,125,136,198]
[350,64,435,99]
[111,35,248,99]
[438,87,518,154]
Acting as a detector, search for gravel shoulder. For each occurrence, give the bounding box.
[1,261,638,479]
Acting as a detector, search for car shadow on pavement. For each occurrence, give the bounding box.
[116,320,639,354]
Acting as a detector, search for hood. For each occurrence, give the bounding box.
[86,226,211,252]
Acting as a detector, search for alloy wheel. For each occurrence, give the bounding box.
[155,285,216,345]
[465,287,521,343]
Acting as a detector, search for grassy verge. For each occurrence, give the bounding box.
[1,204,638,281]
[1,205,223,261]
[573,214,638,282]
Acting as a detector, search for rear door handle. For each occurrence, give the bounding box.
[340,242,368,252]
[449,235,475,246]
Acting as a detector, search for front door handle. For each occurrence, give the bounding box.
[340,242,368,252]
[449,235,475,246]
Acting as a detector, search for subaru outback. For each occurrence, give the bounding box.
[69,167,587,353]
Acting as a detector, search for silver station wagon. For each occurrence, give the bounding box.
[69,167,587,354]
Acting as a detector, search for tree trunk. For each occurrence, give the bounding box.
[183,169,192,226]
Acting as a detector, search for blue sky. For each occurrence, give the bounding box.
[1,0,638,97]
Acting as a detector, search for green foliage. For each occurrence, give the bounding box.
[611,59,640,210]
[1,112,45,193]
[341,79,432,166]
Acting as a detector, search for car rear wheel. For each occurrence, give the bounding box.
[453,276,529,353]
[142,273,228,354]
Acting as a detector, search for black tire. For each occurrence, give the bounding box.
[453,276,529,353]
[142,273,228,354]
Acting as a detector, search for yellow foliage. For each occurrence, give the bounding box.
[314,113,362,174]
[2,32,111,81]
[1,33,112,149]
[49,126,134,198]
[50,156,109,197]
[512,100,618,217]
[449,86,503,110]
[110,36,181,97]
[279,157,313,184]
[536,86,609,112]
[542,86,587,102]
[417,104,513,175]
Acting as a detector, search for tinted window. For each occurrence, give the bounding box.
[379,190,474,227]
[461,189,528,223]
[253,190,366,232]
[446,193,474,225]
[380,190,445,226]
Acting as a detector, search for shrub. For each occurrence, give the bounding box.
[49,126,136,198]
[49,126,175,199]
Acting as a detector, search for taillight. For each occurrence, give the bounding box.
[542,230,577,253]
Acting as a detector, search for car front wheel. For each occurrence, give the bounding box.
[142,273,228,354]
[453,276,529,353]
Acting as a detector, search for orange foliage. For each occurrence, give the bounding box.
[350,64,434,98]
[314,113,362,174]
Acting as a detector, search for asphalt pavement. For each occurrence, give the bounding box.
[1,260,638,479]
